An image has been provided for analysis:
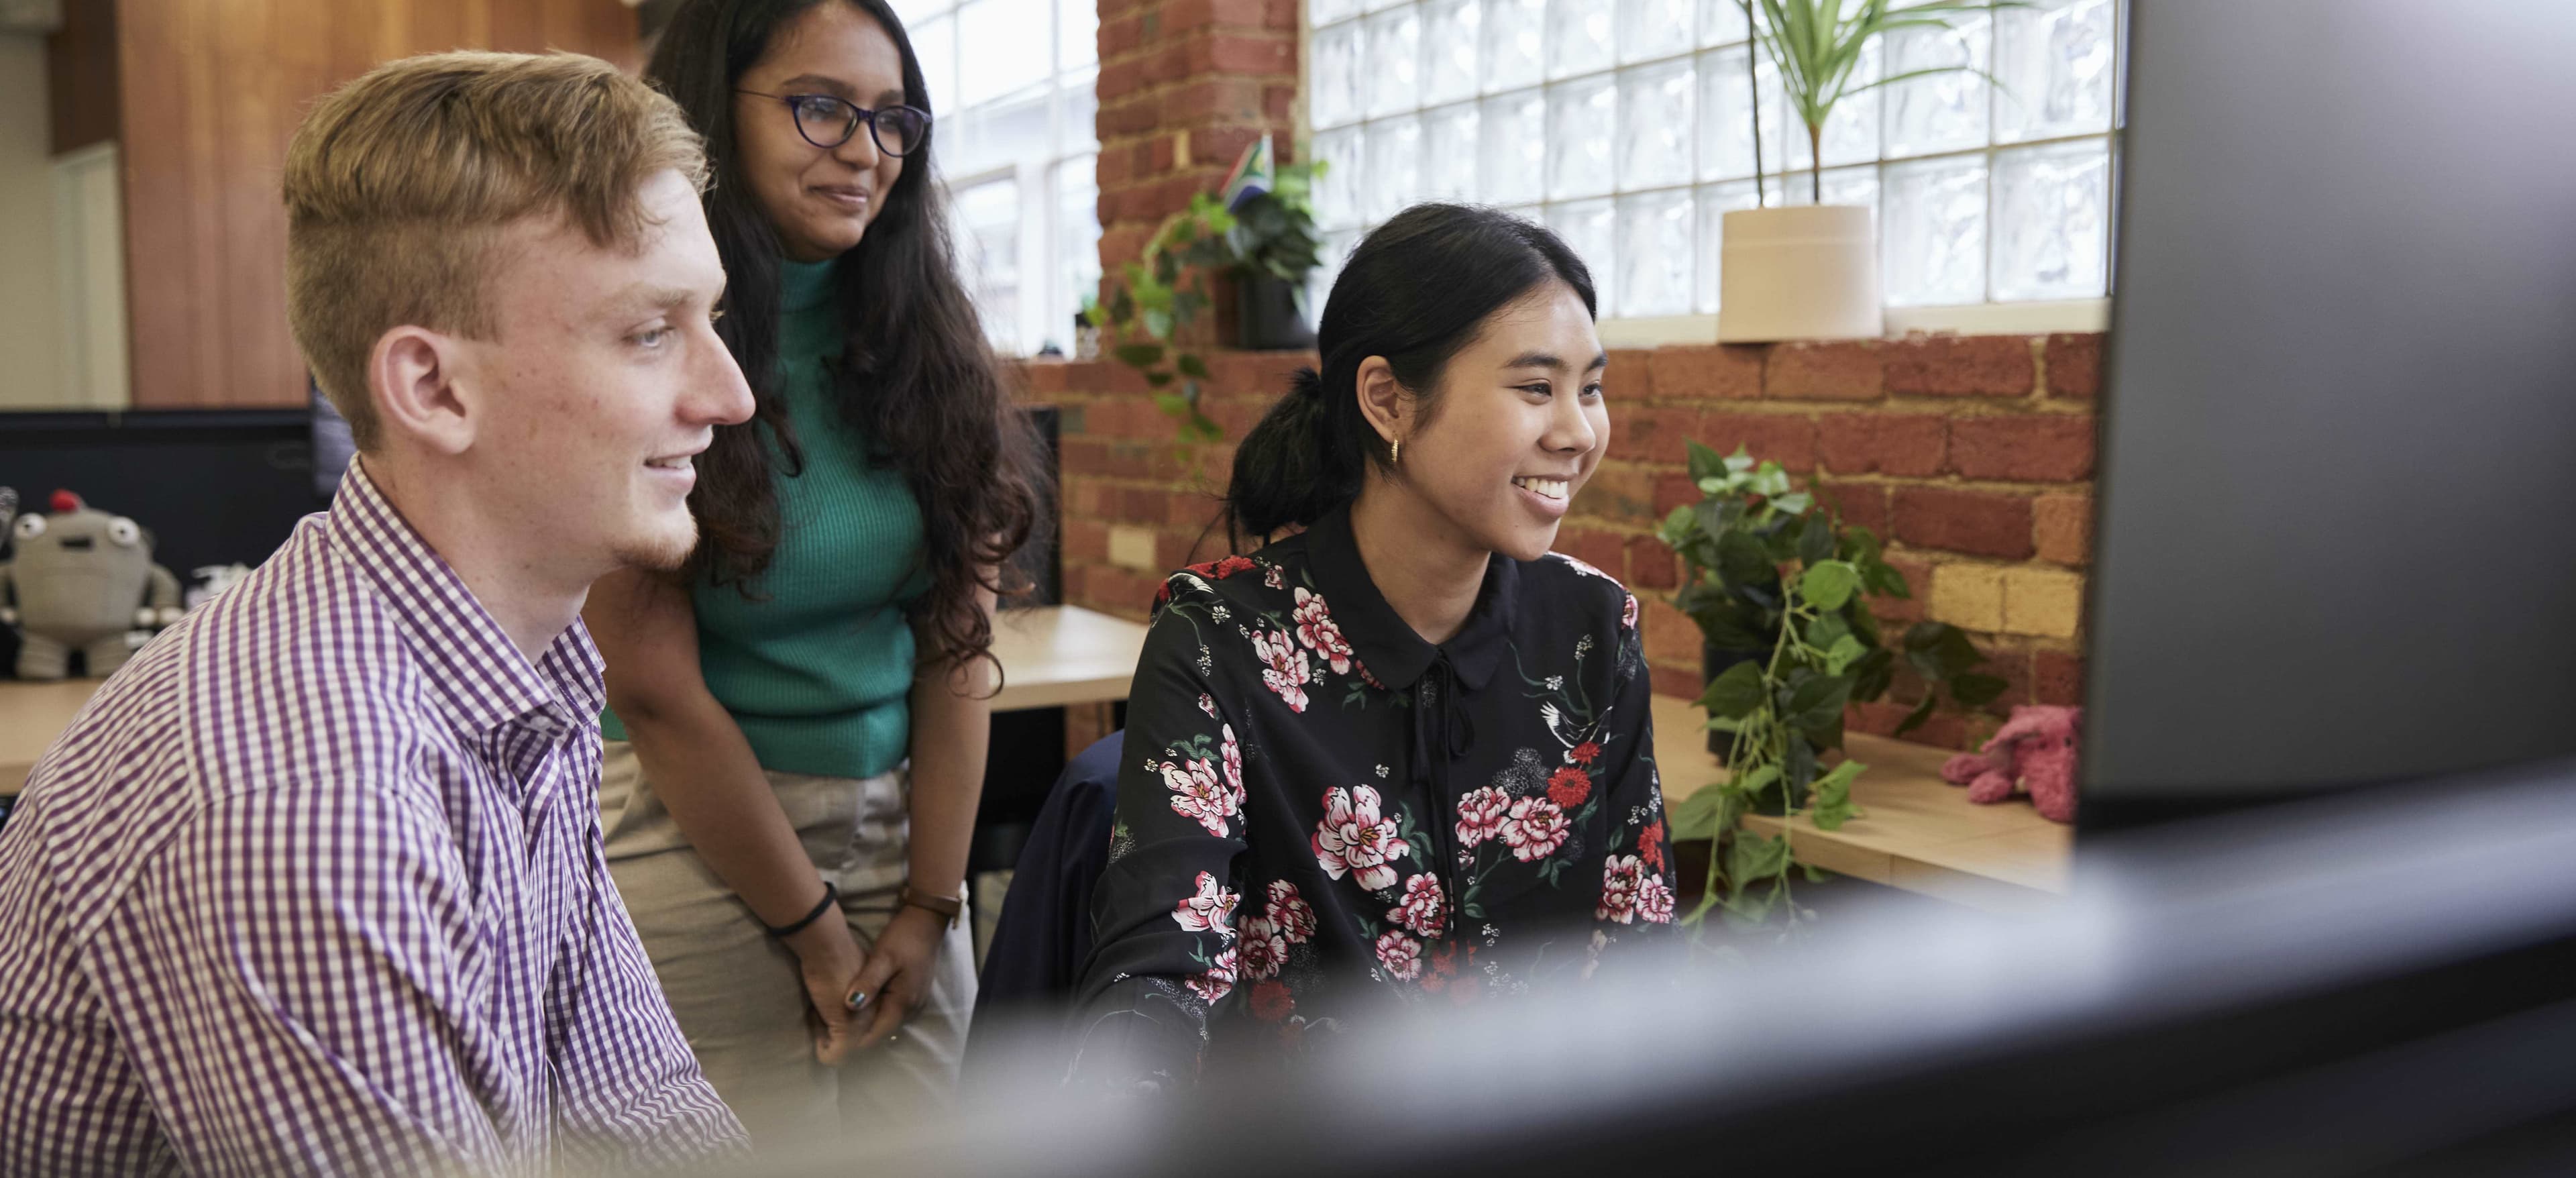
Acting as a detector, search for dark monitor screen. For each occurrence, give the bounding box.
[2083,0,2576,830]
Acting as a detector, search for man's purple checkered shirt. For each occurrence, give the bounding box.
[0,462,745,1173]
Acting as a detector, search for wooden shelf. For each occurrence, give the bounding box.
[1652,694,2072,912]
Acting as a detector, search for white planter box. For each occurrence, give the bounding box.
[1717,205,1883,343]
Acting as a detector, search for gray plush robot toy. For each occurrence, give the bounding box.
[0,490,183,680]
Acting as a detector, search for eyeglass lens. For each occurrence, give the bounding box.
[790,95,929,156]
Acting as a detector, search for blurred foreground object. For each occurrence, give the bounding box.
[2085,0,2576,829]
[747,753,2576,1177]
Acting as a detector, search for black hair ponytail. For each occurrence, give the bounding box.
[1222,203,1595,546]
[1226,366,1365,541]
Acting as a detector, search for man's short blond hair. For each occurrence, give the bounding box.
[285,51,708,449]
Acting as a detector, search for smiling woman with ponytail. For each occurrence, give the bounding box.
[1071,203,1678,1092]
[1222,366,1353,543]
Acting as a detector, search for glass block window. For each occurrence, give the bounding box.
[1306,0,2122,319]
[896,0,1101,354]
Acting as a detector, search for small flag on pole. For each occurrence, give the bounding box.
[1218,133,1275,213]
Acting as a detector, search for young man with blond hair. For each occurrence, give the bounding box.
[0,51,755,1173]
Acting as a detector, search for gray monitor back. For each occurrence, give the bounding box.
[2085,0,2576,827]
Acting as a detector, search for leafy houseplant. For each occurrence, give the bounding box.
[1661,442,2006,928]
[1096,192,1238,447]
[1093,156,1330,444]
[1718,0,2014,341]
[1753,0,2015,203]
[1222,158,1327,350]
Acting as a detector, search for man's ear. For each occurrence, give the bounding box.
[1354,356,1407,449]
[367,326,476,457]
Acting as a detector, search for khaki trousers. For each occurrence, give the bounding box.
[598,740,977,1153]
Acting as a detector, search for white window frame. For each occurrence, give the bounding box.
[1302,0,2126,343]
[900,0,1102,356]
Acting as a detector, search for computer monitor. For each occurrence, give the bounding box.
[2082,0,2576,831]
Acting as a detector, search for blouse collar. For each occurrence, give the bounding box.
[1304,502,1519,693]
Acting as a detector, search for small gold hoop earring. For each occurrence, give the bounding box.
[1391,437,1402,465]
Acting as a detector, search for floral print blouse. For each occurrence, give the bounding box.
[1071,504,1675,1089]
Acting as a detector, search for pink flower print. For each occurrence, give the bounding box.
[1264,564,1287,590]
[1622,591,1640,632]
[1159,755,1236,838]
[1557,553,1615,582]
[1597,854,1644,924]
[1252,627,1311,712]
[1635,873,1678,924]
[1291,588,1356,675]
[1311,784,1411,892]
[1171,871,1241,935]
[1455,787,1510,849]
[1186,946,1238,1004]
[1389,873,1447,938]
[1501,796,1571,862]
[1198,693,1218,717]
[1237,914,1288,981]
[1375,930,1423,982]
[1266,880,1318,945]
[1221,725,1244,806]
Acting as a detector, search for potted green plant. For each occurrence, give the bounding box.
[1093,140,1332,443]
[1718,0,2013,342]
[1220,156,1326,352]
[1073,292,1102,361]
[1095,193,1238,445]
[1660,442,2006,928]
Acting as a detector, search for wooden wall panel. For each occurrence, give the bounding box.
[117,0,643,409]
[46,0,119,155]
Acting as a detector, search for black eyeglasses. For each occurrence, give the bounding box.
[737,91,932,157]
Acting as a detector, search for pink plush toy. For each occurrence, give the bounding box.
[1939,705,2083,824]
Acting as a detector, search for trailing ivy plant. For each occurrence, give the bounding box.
[1095,158,1329,448]
[1097,192,1237,447]
[1660,442,2006,929]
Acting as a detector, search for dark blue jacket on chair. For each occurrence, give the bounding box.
[963,731,1122,1084]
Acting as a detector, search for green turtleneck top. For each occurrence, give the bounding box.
[602,256,928,778]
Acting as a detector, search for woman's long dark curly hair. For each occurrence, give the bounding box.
[648,0,1046,681]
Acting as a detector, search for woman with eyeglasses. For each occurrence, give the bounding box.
[582,0,1045,1146]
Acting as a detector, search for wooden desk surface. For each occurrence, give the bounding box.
[0,605,1151,794]
[2,680,101,797]
[989,604,1151,712]
[1652,694,2072,912]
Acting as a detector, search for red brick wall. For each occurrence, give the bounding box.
[1094,0,1301,282]
[1059,0,2096,750]
[1603,334,2098,747]
[1016,331,2100,749]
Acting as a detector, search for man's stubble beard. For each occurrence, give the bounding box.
[611,515,698,574]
